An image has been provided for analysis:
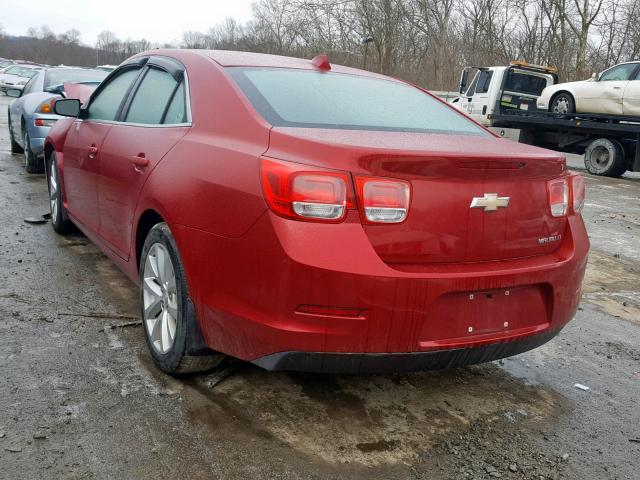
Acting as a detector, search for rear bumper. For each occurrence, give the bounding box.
[27,119,55,156]
[253,328,560,373]
[174,210,589,372]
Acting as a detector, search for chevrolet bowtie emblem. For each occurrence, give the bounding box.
[470,193,510,211]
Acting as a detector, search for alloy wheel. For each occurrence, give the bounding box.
[552,96,570,114]
[49,161,58,220]
[143,243,178,354]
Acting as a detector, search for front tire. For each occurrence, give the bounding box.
[584,138,627,177]
[47,151,74,234]
[140,223,224,375]
[550,92,575,114]
[23,129,44,173]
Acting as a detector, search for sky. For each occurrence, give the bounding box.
[2,0,255,46]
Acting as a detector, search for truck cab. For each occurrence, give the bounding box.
[455,62,558,128]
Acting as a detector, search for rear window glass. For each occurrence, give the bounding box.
[504,72,548,96]
[44,69,108,88]
[475,70,493,94]
[125,67,178,124]
[228,68,488,136]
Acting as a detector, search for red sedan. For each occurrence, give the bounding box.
[45,50,589,374]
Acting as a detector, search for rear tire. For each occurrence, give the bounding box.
[550,92,575,114]
[47,151,74,234]
[140,223,225,375]
[23,129,44,174]
[8,113,23,153]
[584,138,627,177]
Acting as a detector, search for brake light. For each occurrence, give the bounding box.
[355,177,411,224]
[571,175,585,213]
[35,118,57,127]
[260,158,353,222]
[548,178,568,217]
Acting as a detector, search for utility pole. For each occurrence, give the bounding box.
[362,35,373,70]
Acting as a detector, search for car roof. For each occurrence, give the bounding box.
[143,49,392,81]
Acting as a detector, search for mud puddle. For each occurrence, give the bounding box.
[165,362,569,474]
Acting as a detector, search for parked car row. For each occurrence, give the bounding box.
[5,60,110,172]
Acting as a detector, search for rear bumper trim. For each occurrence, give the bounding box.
[251,328,561,374]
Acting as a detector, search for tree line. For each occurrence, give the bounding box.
[1,0,638,90]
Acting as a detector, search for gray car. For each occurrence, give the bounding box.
[7,67,108,172]
[0,64,42,94]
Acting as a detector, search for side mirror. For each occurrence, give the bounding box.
[459,69,469,94]
[591,72,599,81]
[54,98,81,117]
[6,88,21,98]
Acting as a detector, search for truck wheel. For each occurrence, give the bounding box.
[584,138,627,177]
[550,92,575,114]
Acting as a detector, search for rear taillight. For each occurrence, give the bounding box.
[547,178,569,217]
[38,98,57,114]
[355,177,411,224]
[261,158,353,222]
[571,175,585,213]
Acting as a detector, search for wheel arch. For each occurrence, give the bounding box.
[135,209,165,270]
[43,142,55,164]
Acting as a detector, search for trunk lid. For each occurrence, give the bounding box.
[266,128,567,264]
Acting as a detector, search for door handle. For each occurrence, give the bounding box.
[613,86,622,90]
[131,153,149,172]
[87,145,99,159]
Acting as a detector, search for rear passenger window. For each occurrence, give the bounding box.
[87,68,140,121]
[163,82,187,124]
[126,68,177,124]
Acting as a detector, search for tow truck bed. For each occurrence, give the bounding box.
[491,109,640,173]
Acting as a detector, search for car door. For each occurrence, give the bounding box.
[97,57,190,260]
[622,64,640,116]
[62,65,143,234]
[465,69,493,122]
[580,63,637,115]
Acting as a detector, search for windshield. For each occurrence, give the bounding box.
[228,67,488,136]
[44,68,108,88]
[5,66,38,77]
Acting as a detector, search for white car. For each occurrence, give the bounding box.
[0,64,42,94]
[537,61,640,116]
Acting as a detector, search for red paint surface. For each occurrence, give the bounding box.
[46,50,589,363]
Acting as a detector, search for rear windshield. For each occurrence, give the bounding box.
[504,72,549,96]
[228,67,488,136]
[45,68,108,88]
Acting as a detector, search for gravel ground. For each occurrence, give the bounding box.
[0,94,638,480]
